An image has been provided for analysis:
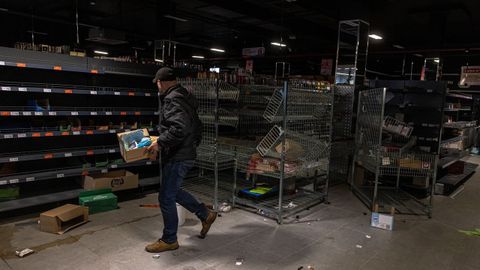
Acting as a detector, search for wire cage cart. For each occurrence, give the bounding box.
[329,84,356,185]
[231,81,333,223]
[177,78,239,209]
[351,88,438,217]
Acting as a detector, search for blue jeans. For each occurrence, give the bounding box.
[159,160,208,243]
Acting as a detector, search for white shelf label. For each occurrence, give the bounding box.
[71,111,79,116]
[101,169,108,173]
[114,92,120,96]
[111,164,118,169]
[146,161,152,165]
[23,112,32,116]
[1,86,11,91]
[17,133,26,138]
[11,112,20,116]
[109,129,116,133]
[9,157,19,162]
[73,131,80,135]
[34,112,43,116]
[9,179,19,184]
[0,61,5,66]
[0,180,7,185]
[105,111,112,115]
[90,91,98,95]
[64,153,72,157]
[57,173,65,178]
[26,177,35,182]
[108,149,116,153]
[145,93,151,97]
[4,134,13,139]
[43,88,52,93]
[48,112,57,116]
[19,87,28,92]
[90,112,98,116]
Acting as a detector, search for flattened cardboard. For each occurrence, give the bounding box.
[39,204,88,234]
[83,170,139,191]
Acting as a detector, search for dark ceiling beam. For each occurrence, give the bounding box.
[195,0,338,39]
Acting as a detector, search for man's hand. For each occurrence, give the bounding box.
[146,141,159,161]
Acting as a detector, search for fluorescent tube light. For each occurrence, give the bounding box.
[192,55,205,59]
[393,44,404,49]
[368,34,383,40]
[164,15,188,22]
[154,59,164,63]
[434,58,440,63]
[94,50,108,55]
[271,42,287,47]
[210,48,225,53]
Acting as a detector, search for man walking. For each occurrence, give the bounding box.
[146,67,217,253]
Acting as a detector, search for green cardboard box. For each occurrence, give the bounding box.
[0,186,19,201]
[79,188,118,214]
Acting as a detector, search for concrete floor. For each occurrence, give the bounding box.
[1,156,479,270]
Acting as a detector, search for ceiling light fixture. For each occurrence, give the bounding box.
[434,58,440,63]
[94,50,108,55]
[164,15,188,22]
[368,34,383,40]
[393,44,404,49]
[154,59,164,63]
[210,48,225,53]
[271,42,287,47]
[192,55,205,59]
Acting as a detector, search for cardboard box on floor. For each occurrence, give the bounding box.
[39,204,88,234]
[79,189,118,214]
[83,170,139,192]
[117,129,158,163]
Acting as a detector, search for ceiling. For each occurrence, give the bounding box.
[0,0,479,60]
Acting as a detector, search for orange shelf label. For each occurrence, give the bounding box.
[90,69,98,74]
[32,133,41,137]
[120,112,127,116]
[53,66,62,71]
[86,150,94,155]
[44,153,53,159]
[128,92,135,96]
[45,132,54,137]
[0,112,10,116]
[86,130,94,135]
[16,63,26,68]
[64,89,73,94]
[61,132,70,136]
[134,112,141,116]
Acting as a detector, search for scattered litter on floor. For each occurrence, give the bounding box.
[356,244,363,249]
[307,266,315,270]
[366,235,372,239]
[15,248,34,258]
[459,228,480,237]
[152,254,161,259]
[263,219,267,222]
[307,222,311,225]
[298,266,304,270]
[235,258,244,266]
[140,204,160,208]
[218,203,232,212]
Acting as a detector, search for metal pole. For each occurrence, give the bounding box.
[214,79,219,210]
[232,147,238,207]
[173,44,176,66]
[278,80,288,224]
[324,88,334,201]
[410,60,414,80]
[372,88,387,211]
[158,92,164,196]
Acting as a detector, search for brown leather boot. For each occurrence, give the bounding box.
[199,210,217,239]
[145,240,179,253]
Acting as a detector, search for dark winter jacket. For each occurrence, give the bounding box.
[157,84,202,162]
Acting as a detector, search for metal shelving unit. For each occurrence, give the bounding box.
[231,81,333,223]
[0,81,155,97]
[0,46,160,211]
[178,78,240,209]
[351,87,439,217]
